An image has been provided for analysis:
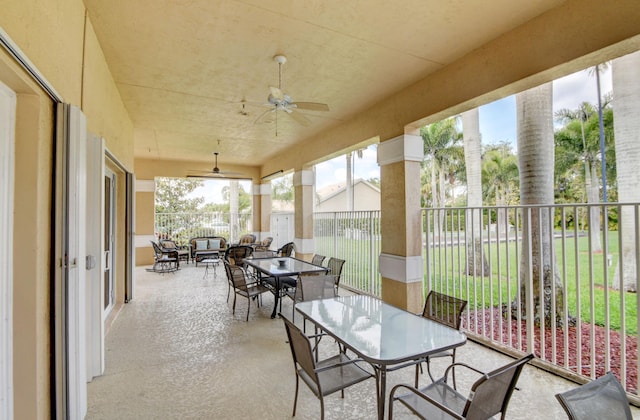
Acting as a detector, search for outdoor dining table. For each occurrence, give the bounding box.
[244,256,327,318]
[295,295,467,420]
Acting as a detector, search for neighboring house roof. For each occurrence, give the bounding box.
[316,179,381,211]
[317,179,380,202]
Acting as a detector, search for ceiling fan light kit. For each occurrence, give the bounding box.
[254,53,329,134]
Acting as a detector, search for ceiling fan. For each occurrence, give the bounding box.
[187,151,244,179]
[255,54,329,131]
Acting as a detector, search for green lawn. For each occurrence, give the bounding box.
[427,232,638,335]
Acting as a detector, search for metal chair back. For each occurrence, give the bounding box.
[555,372,632,420]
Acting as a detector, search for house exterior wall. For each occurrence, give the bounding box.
[0,1,134,417]
[316,182,381,212]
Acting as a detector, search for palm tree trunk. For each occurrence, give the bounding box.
[613,50,640,292]
[462,109,489,276]
[515,82,564,327]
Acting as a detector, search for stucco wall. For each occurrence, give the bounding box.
[0,1,135,417]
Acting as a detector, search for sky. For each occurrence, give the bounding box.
[190,66,613,202]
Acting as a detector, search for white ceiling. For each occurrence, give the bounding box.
[84,0,564,167]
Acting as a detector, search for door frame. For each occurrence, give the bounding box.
[0,76,16,420]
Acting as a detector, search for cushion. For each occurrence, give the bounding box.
[195,240,208,250]
[208,239,221,249]
[162,240,177,249]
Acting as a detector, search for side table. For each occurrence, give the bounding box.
[201,257,220,278]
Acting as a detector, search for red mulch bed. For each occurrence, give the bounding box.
[465,308,638,393]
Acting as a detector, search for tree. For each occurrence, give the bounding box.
[554,101,614,251]
[272,173,294,204]
[613,50,640,292]
[421,118,463,234]
[515,82,565,327]
[462,108,489,276]
[481,143,519,207]
[154,177,204,213]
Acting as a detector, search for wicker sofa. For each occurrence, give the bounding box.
[189,236,227,265]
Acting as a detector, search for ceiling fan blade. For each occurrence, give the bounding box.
[288,111,311,126]
[269,86,284,101]
[254,108,276,124]
[292,102,330,112]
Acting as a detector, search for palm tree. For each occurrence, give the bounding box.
[481,143,519,208]
[612,50,640,292]
[515,82,564,327]
[421,118,462,235]
[554,102,605,251]
[462,109,489,276]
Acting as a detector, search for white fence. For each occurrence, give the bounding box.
[424,203,640,399]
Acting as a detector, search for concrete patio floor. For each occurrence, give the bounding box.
[86,263,640,419]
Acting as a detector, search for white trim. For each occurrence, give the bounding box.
[293,169,314,187]
[294,237,315,254]
[379,253,423,283]
[135,234,157,248]
[135,179,155,192]
[253,183,272,195]
[0,79,15,420]
[377,134,423,166]
[85,134,104,380]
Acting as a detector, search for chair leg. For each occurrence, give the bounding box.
[246,296,250,321]
[232,293,237,315]
[292,375,299,417]
[320,395,325,420]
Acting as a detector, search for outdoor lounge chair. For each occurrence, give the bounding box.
[555,372,632,420]
[149,240,179,273]
[389,353,534,420]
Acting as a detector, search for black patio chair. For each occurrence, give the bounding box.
[325,257,345,296]
[416,291,468,388]
[389,354,534,420]
[149,240,179,273]
[281,315,377,420]
[555,372,632,420]
[277,242,295,257]
[223,260,270,321]
[311,254,326,266]
[224,245,253,267]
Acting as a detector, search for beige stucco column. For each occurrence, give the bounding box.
[293,169,315,261]
[252,182,272,240]
[378,134,424,312]
[135,178,156,265]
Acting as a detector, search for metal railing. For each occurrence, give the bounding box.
[155,212,252,245]
[314,211,382,297]
[423,203,640,398]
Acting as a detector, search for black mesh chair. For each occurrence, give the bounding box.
[417,291,468,388]
[555,372,632,420]
[223,260,269,321]
[326,257,345,296]
[281,315,377,420]
[389,354,534,420]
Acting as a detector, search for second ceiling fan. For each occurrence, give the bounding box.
[255,54,329,131]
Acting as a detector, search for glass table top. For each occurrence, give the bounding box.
[244,257,326,276]
[295,295,467,365]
